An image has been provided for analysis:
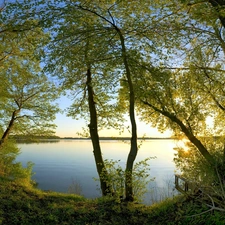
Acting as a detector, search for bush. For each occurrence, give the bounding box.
[174,138,225,185]
[174,137,225,210]
[0,139,34,186]
[95,158,155,202]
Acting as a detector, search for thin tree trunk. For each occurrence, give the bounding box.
[0,110,19,148]
[116,27,138,202]
[76,6,138,200]
[86,68,112,196]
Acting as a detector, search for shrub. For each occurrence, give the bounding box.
[174,137,225,210]
[0,139,34,187]
[95,157,155,202]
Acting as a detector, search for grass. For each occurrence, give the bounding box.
[0,178,225,225]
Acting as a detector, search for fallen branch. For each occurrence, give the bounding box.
[184,191,225,218]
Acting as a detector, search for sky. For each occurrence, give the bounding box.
[54,96,172,138]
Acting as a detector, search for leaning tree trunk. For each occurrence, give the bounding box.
[86,68,113,196]
[142,101,215,165]
[141,100,225,186]
[0,109,19,149]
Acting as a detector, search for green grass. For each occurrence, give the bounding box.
[0,178,225,225]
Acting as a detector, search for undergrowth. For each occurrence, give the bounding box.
[0,178,225,225]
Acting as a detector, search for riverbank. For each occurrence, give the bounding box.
[0,179,224,224]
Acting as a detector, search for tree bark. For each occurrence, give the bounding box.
[0,109,19,149]
[116,27,138,202]
[142,100,215,165]
[77,4,138,201]
[208,0,225,29]
[86,68,112,196]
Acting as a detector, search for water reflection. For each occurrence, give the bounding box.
[16,139,61,144]
[17,139,178,203]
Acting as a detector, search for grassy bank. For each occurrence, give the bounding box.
[0,179,225,225]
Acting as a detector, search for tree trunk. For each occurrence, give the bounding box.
[142,100,215,165]
[86,68,112,196]
[77,4,139,201]
[208,0,225,29]
[0,110,19,149]
[116,27,138,202]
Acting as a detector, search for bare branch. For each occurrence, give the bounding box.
[185,208,212,217]
[0,0,6,12]
[185,191,225,218]
[107,7,116,26]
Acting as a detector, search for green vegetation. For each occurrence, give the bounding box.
[0,133,33,185]
[0,17,59,149]
[94,158,155,203]
[1,178,225,225]
[1,0,225,222]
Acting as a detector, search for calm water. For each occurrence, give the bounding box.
[17,139,179,204]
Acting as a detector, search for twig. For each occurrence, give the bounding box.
[215,166,225,199]
[184,208,212,217]
[185,191,225,218]
[206,204,225,212]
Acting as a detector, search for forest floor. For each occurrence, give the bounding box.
[0,178,225,225]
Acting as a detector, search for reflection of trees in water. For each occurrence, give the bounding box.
[16,139,60,144]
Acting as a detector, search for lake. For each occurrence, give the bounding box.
[17,139,179,204]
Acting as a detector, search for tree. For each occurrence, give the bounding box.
[180,0,225,29]
[66,2,143,201]
[16,0,182,201]
[0,71,59,147]
[0,3,59,184]
[10,0,139,199]
[122,0,225,173]
[22,0,148,200]
[132,45,225,185]
[134,66,214,162]
[37,3,122,196]
[0,7,59,147]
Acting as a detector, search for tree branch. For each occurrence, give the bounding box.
[141,100,214,165]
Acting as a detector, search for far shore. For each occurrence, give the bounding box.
[60,137,173,140]
[12,135,173,143]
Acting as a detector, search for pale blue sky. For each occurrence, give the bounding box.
[54,96,172,138]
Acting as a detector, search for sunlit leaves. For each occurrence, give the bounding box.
[0,70,59,137]
[0,5,59,138]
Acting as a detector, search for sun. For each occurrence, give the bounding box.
[176,138,190,152]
